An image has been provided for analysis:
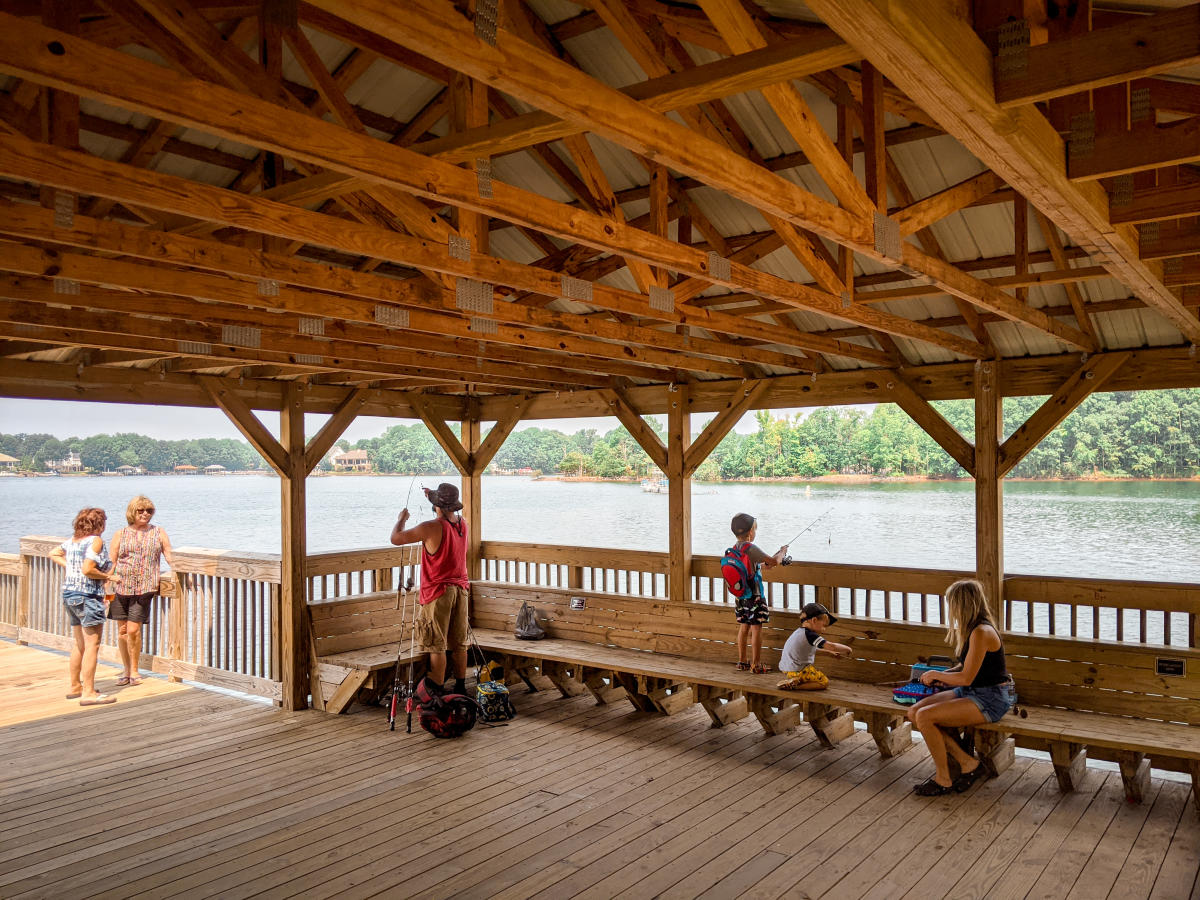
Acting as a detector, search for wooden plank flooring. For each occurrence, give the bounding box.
[1,642,1197,900]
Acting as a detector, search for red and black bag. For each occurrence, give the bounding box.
[413,676,478,739]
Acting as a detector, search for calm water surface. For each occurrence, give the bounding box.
[1,475,1196,582]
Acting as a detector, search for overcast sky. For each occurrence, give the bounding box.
[0,397,816,443]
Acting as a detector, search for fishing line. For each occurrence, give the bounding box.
[781,507,834,566]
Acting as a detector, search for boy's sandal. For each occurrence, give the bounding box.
[751,664,772,674]
[952,765,985,793]
[115,676,131,686]
[913,777,954,796]
[735,661,751,671]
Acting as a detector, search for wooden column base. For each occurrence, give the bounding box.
[696,686,749,727]
[973,728,1016,777]
[808,703,856,748]
[1187,760,1199,816]
[866,712,913,758]
[747,695,801,735]
[1118,750,1152,804]
[1049,741,1088,793]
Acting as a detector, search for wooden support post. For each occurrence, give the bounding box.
[279,382,310,711]
[974,728,1016,777]
[807,702,856,748]
[667,384,692,603]
[1117,750,1152,804]
[1049,741,1088,793]
[866,711,913,758]
[543,660,588,698]
[461,408,482,582]
[747,694,802,736]
[696,685,749,727]
[324,668,369,714]
[16,548,31,644]
[167,572,188,683]
[975,360,1004,623]
[1187,759,1199,816]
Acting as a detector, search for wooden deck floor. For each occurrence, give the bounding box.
[1,642,1197,900]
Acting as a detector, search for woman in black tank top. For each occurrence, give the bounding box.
[905,579,1016,796]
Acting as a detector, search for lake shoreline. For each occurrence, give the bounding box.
[532,473,1200,484]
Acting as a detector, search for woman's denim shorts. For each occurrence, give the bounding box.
[954,679,1017,723]
[63,590,106,628]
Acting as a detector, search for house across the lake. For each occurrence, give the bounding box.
[46,451,82,473]
[331,449,370,472]
[0,453,18,471]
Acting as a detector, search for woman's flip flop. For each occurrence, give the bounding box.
[79,694,117,706]
[115,677,131,686]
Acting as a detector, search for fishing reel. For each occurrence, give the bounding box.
[781,555,793,566]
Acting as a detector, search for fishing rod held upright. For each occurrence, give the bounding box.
[780,507,834,566]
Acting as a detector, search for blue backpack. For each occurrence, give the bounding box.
[720,542,763,602]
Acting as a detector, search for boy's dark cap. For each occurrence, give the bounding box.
[730,512,756,536]
[801,602,837,626]
[423,483,463,511]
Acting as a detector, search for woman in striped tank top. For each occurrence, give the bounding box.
[108,495,177,686]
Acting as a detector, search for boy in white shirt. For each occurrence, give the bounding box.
[778,602,852,690]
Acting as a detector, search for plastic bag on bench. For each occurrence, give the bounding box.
[515,601,546,640]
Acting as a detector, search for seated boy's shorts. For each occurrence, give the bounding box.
[953,679,1017,723]
[734,594,769,625]
[416,584,468,652]
[63,590,106,628]
[778,664,829,690]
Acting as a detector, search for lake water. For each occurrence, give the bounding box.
[1,475,1197,583]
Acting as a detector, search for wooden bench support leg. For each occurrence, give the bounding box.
[866,712,913,758]
[696,686,749,727]
[973,729,1016,778]
[615,672,659,713]
[648,682,696,716]
[543,661,588,698]
[807,703,855,749]
[747,695,801,736]
[324,669,370,715]
[1187,760,1199,817]
[582,668,626,705]
[1049,741,1088,793]
[504,655,549,692]
[1117,750,1152,804]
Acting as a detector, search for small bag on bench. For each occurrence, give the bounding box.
[893,656,951,706]
[515,601,546,640]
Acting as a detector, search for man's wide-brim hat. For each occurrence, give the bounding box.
[424,483,463,511]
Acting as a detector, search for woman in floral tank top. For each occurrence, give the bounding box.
[108,495,177,686]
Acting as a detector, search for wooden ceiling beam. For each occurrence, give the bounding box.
[1110,180,1200,225]
[1069,116,1200,181]
[0,21,985,359]
[893,170,1004,237]
[804,0,1200,346]
[0,147,887,368]
[1034,210,1100,346]
[599,386,668,473]
[855,264,1112,303]
[682,379,771,477]
[410,29,861,163]
[888,370,975,475]
[995,5,1200,107]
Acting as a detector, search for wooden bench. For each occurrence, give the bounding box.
[471,582,1200,813]
[308,589,423,713]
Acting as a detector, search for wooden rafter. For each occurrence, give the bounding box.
[893,171,1004,237]
[888,371,975,476]
[600,385,668,473]
[408,392,471,474]
[195,374,289,475]
[683,380,771,477]
[474,392,535,472]
[997,352,1132,478]
[802,0,1200,346]
[303,387,369,475]
[1034,210,1100,347]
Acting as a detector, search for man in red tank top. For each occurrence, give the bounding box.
[390,483,470,693]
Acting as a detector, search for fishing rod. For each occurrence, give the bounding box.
[781,507,834,566]
[403,474,418,511]
[387,569,417,732]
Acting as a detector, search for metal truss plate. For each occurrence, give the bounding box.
[475,158,494,200]
[292,353,323,366]
[469,316,498,335]
[474,0,498,46]
[560,275,593,303]
[52,277,79,296]
[53,191,74,229]
[707,251,731,282]
[298,317,325,336]
[648,285,674,312]
[448,235,472,261]
[996,19,1030,81]
[222,325,261,348]
[374,305,410,327]
[1068,112,1095,160]
[257,279,280,298]
[456,277,494,313]
[873,211,902,262]
[178,340,212,355]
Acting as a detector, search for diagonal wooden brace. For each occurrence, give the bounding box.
[1049,741,1088,793]
[542,660,588,698]
[615,671,659,713]
[696,685,749,727]
[581,667,627,705]
[1117,750,1152,804]
[807,702,856,748]
[865,712,913,758]
[747,694,802,736]
[647,682,697,716]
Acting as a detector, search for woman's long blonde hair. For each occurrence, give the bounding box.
[944,579,998,658]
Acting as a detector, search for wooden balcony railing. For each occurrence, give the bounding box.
[2,537,1196,705]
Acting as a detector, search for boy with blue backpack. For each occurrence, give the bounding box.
[722,513,788,673]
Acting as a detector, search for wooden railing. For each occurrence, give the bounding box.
[4,538,1196,702]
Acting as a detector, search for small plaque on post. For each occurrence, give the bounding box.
[569,596,585,610]
[1155,658,1185,677]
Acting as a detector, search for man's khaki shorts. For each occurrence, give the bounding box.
[416,584,469,652]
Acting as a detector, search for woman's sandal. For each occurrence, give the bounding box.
[735,661,751,671]
[751,664,773,674]
[913,776,955,796]
[115,676,131,686]
[952,764,985,793]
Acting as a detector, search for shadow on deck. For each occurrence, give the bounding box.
[1,642,1197,899]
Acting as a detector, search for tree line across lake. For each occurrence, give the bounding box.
[3,389,1198,480]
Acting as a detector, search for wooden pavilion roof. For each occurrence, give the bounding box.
[1,0,1200,421]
